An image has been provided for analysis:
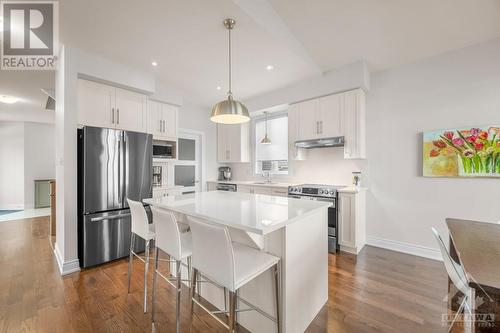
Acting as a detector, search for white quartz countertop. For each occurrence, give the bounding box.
[337,186,368,193]
[144,191,331,235]
[152,185,184,190]
[207,179,299,189]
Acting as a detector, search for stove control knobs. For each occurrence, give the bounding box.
[329,190,335,195]
[319,189,324,195]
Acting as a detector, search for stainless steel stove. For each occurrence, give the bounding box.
[288,184,344,253]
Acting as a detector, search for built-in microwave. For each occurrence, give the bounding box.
[153,140,174,159]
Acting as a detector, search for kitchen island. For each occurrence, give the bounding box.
[144,191,330,333]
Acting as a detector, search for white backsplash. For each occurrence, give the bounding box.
[226,147,367,186]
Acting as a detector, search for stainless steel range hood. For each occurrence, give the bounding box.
[295,136,345,149]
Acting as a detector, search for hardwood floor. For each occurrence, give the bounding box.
[0,216,466,332]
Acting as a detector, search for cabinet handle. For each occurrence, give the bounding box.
[111,108,115,124]
[316,121,319,134]
[117,109,120,125]
[163,120,166,133]
[320,121,323,134]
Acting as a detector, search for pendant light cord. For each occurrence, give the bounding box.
[265,112,268,135]
[228,27,232,97]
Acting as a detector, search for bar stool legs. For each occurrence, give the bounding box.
[175,260,182,333]
[127,233,135,293]
[151,247,159,324]
[190,268,198,319]
[144,239,151,313]
[228,291,237,332]
[273,263,281,333]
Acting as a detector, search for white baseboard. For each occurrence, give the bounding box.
[366,236,442,261]
[54,243,81,275]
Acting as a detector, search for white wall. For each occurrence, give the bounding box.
[0,121,56,210]
[24,122,55,208]
[365,37,500,251]
[179,103,219,185]
[0,122,25,209]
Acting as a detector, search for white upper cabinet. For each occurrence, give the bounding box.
[114,87,147,133]
[77,79,147,133]
[343,89,366,159]
[295,94,343,140]
[217,123,250,163]
[288,104,306,160]
[318,93,343,138]
[297,99,318,140]
[291,88,366,159]
[77,79,115,128]
[163,104,178,139]
[147,100,178,140]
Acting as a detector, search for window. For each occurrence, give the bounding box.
[254,113,288,175]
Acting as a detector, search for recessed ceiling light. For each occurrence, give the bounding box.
[0,95,19,104]
[151,61,158,67]
[266,65,274,71]
[216,86,222,90]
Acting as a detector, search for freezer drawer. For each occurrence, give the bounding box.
[81,209,145,267]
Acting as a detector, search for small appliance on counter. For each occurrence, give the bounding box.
[288,184,344,254]
[218,166,232,181]
[153,166,162,186]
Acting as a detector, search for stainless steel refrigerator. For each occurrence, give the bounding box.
[77,126,152,268]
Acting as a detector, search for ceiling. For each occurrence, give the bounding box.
[270,0,500,72]
[0,71,54,120]
[2,0,500,118]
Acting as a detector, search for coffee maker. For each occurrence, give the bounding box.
[218,166,232,181]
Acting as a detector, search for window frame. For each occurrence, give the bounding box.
[251,110,289,177]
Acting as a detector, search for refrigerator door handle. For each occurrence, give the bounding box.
[90,213,131,222]
[118,136,123,205]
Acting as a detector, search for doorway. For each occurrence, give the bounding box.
[173,130,204,194]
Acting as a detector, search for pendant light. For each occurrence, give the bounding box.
[210,19,250,124]
[261,111,271,144]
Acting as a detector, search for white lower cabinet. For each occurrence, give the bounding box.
[237,185,272,195]
[253,187,272,195]
[153,188,168,198]
[271,188,288,197]
[207,182,218,191]
[207,182,288,196]
[338,190,366,254]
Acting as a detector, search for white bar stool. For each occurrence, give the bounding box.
[188,217,281,333]
[150,207,193,333]
[127,199,156,313]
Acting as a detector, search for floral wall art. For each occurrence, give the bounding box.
[423,126,500,178]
